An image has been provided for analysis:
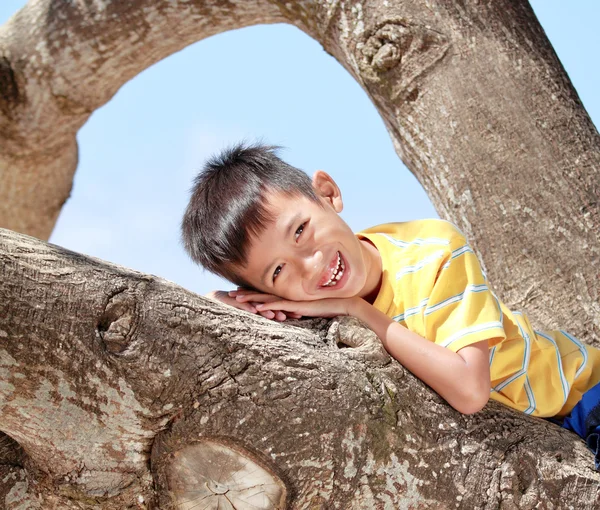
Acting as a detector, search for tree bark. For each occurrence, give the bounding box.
[0,0,598,343]
[2,228,600,509]
[1,0,600,507]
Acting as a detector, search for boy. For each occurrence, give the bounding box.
[182,143,600,464]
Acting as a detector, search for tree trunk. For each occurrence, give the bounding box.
[1,0,600,507]
[2,228,600,508]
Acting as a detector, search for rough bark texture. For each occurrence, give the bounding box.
[0,0,598,344]
[2,228,600,509]
[1,0,600,507]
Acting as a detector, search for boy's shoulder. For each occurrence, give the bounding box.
[358,218,466,242]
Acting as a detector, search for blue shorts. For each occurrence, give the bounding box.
[561,381,600,469]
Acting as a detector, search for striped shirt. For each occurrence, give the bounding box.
[358,220,600,417]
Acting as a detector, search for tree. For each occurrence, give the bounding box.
[0,0,598,508]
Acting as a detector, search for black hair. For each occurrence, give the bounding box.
[181,142,319,287]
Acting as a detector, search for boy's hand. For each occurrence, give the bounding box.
[252,296,361,319]
[206,290,301,321]
[228,288,302,321]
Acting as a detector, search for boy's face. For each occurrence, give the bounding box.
[234,171,381,302]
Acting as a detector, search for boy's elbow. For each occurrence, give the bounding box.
[454,387,490,415]
[452,361,491,415]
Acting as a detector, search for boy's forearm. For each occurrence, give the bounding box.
[348,298,490,414]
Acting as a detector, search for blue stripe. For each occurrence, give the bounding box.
[424,284,489,316]
[395,250,446,280]
[440,321,504,349]
[451,245,473,259]
[393,297,429,323]
[489,345,497,368]
[440,244,474,270]
[491,292,504,326]
[561,330,588,380]
[535,330,570,406]
[383,234,450,249]
[523,376,536,415]
[393,284,489,323]
[493,312,531,393]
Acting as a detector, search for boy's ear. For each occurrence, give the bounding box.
[311,170,343,213]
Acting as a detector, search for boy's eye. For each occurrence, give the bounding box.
[272,265,282,282]
[295,222,306,240]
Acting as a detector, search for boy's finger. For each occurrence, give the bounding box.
[236,294,280,304]
[274,311,287,322]
[256,301,286,311]
[236,302,257,314]
[234,293,260,302]
[258,310,275,319]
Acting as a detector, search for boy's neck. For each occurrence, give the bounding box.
[358,238,382,304]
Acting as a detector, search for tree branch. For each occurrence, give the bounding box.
[1,228,599,508]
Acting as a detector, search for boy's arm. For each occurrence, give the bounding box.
[350,298,491,415]
[206,290,301,321]
[256,296,492,415]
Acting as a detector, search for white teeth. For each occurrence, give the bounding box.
[322,252,344,287]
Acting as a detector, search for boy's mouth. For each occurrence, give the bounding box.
[320,251,345,287]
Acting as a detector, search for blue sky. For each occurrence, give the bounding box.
[1,1,598,295]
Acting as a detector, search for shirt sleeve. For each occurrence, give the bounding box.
[424,225,506,352]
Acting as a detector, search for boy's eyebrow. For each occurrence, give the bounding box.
[284,212,303,238]
[259,212,303,285]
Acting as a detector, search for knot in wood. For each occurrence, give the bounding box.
[97,290,137,354]
[0,56,23,117]
[358,21,449,102]
[0,432,24,467]
[167,439,287,509]
[327,316,390,364]
[362,23,412,74]
[206,480,229,495]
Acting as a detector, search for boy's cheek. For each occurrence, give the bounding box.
[278,290,301,301]
[277,289,310,302]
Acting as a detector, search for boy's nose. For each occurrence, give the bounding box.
[302,249,323,276]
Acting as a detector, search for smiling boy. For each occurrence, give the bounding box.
[182,143,600,463]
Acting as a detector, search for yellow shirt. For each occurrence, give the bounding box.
[358,220,600,417]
